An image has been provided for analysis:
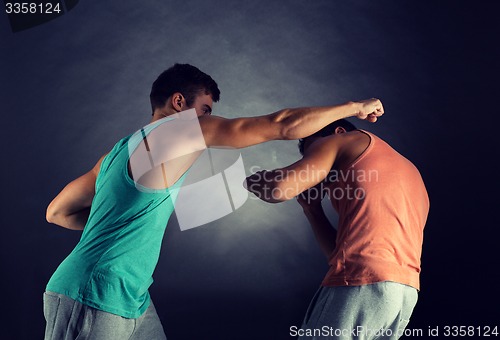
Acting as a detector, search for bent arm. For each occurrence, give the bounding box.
[245,135,340,202]
[300,201,337,259]
[46,155,105,230]
[200,99,383,148]
[246,144,339,258]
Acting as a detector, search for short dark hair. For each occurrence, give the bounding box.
[150,63,221,113]
[298,119,357,155]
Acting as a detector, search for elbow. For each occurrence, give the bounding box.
[46,209,71,229]
[45,201,58,224]
[46,208,55,224]
[271,108,297,140]
[280,128,297,141]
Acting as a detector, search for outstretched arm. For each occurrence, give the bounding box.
[200,98,383,148]
[46,155,106,230]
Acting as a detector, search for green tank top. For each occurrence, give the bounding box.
[47,118,185,318]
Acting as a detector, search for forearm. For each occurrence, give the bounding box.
[245,169,301,203]
[275,102,358,140]
[47,207,90,231]
[302,205,337,259]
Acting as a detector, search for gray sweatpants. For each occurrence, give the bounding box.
[43,291,167,340]
[299,281,418,339]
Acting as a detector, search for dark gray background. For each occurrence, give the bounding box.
[1,1,498,339]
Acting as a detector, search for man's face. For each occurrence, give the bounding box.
[187,93,213,117]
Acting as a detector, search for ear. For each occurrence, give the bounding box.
[334,126,347,134]
[171,92,185,112]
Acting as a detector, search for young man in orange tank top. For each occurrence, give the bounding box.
[245,119,429,340]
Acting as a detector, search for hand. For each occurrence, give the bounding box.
[354,98,384,122]
[244,171,267,199]
[244,170,282,203]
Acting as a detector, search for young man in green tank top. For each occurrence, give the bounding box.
[44,63,384,339]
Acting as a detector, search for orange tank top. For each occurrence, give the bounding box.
[322,130,429,290]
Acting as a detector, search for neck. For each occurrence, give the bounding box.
[151,107,177,123]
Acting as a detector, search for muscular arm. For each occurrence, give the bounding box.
[246,136,342,259]
[46,155,106,230]
[246,157,339,259]
[245,135,341,202]
[200,99,383,148]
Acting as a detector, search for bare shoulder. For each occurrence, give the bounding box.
[197,114,228,134]
[327,130,370,147]
[347,130,371,149]
[305,134,344,155]
[197,114,250,131]
[197,114,277,148]
[336,130,371,165]
[92,153,109,176]
[198,114,229,127]
[303,131,370,167]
